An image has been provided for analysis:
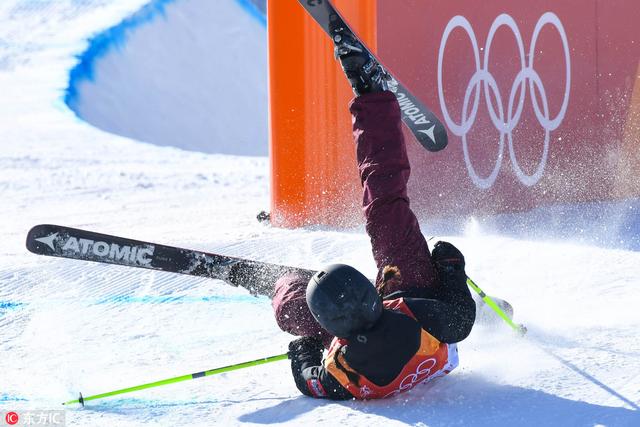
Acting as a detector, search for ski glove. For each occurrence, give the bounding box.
[432,241,466,274]
[430,241,476,341]
[288,336,324,359]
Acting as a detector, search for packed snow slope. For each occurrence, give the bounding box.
[65,0,268,155]
[1,1,639,426]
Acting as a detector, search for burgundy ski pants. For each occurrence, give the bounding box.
[271,91,437,345]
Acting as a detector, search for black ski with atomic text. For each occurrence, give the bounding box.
[26,224,313,297]
[26,224,520,330]
[297,0,448,152]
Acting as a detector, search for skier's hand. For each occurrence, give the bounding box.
[432,241,466,273]
[288,336,324,358]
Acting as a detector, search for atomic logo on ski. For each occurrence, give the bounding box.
[34,232,155,266]
[35,233,58,250]
[417,126,436,144]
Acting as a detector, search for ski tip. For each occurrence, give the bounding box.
[25,224,58,253]
[25,225,42,253]
[416,126,448,152]
[79,392,85,407]
[27,224,56,235]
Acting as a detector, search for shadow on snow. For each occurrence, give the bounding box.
[239,376,639,426]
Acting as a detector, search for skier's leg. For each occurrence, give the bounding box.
[333,32,437,296]
[271,271,333,347]
[348,93,437,296]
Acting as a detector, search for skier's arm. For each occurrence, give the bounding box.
[350,92,435,290]
[402,297,474,343]
[288,337,352,400]
[402,241,476,343]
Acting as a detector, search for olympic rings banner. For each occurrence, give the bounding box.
[378,0,640,217]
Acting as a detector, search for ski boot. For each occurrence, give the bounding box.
[331,24,390,96]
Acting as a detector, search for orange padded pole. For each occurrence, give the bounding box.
[268,0,377,228]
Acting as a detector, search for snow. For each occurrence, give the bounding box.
[1,1,639,426]
[66,0,268,156]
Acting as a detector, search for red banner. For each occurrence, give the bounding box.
[378,0,640,217]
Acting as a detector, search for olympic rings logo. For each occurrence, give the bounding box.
[437,13,571,189]
[383,357,437,398]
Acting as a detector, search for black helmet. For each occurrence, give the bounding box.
[306,264,382,338]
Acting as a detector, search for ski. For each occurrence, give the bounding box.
[25,224,313,297]
[297,0,448,152]
[26,224,522,331]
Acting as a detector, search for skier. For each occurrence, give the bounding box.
[271,29,476,399]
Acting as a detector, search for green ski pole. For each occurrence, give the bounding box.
[466,276,527,336]
[63,352,289,406]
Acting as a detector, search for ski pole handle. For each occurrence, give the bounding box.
[466,277,527,336]
[63,352,289,406]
